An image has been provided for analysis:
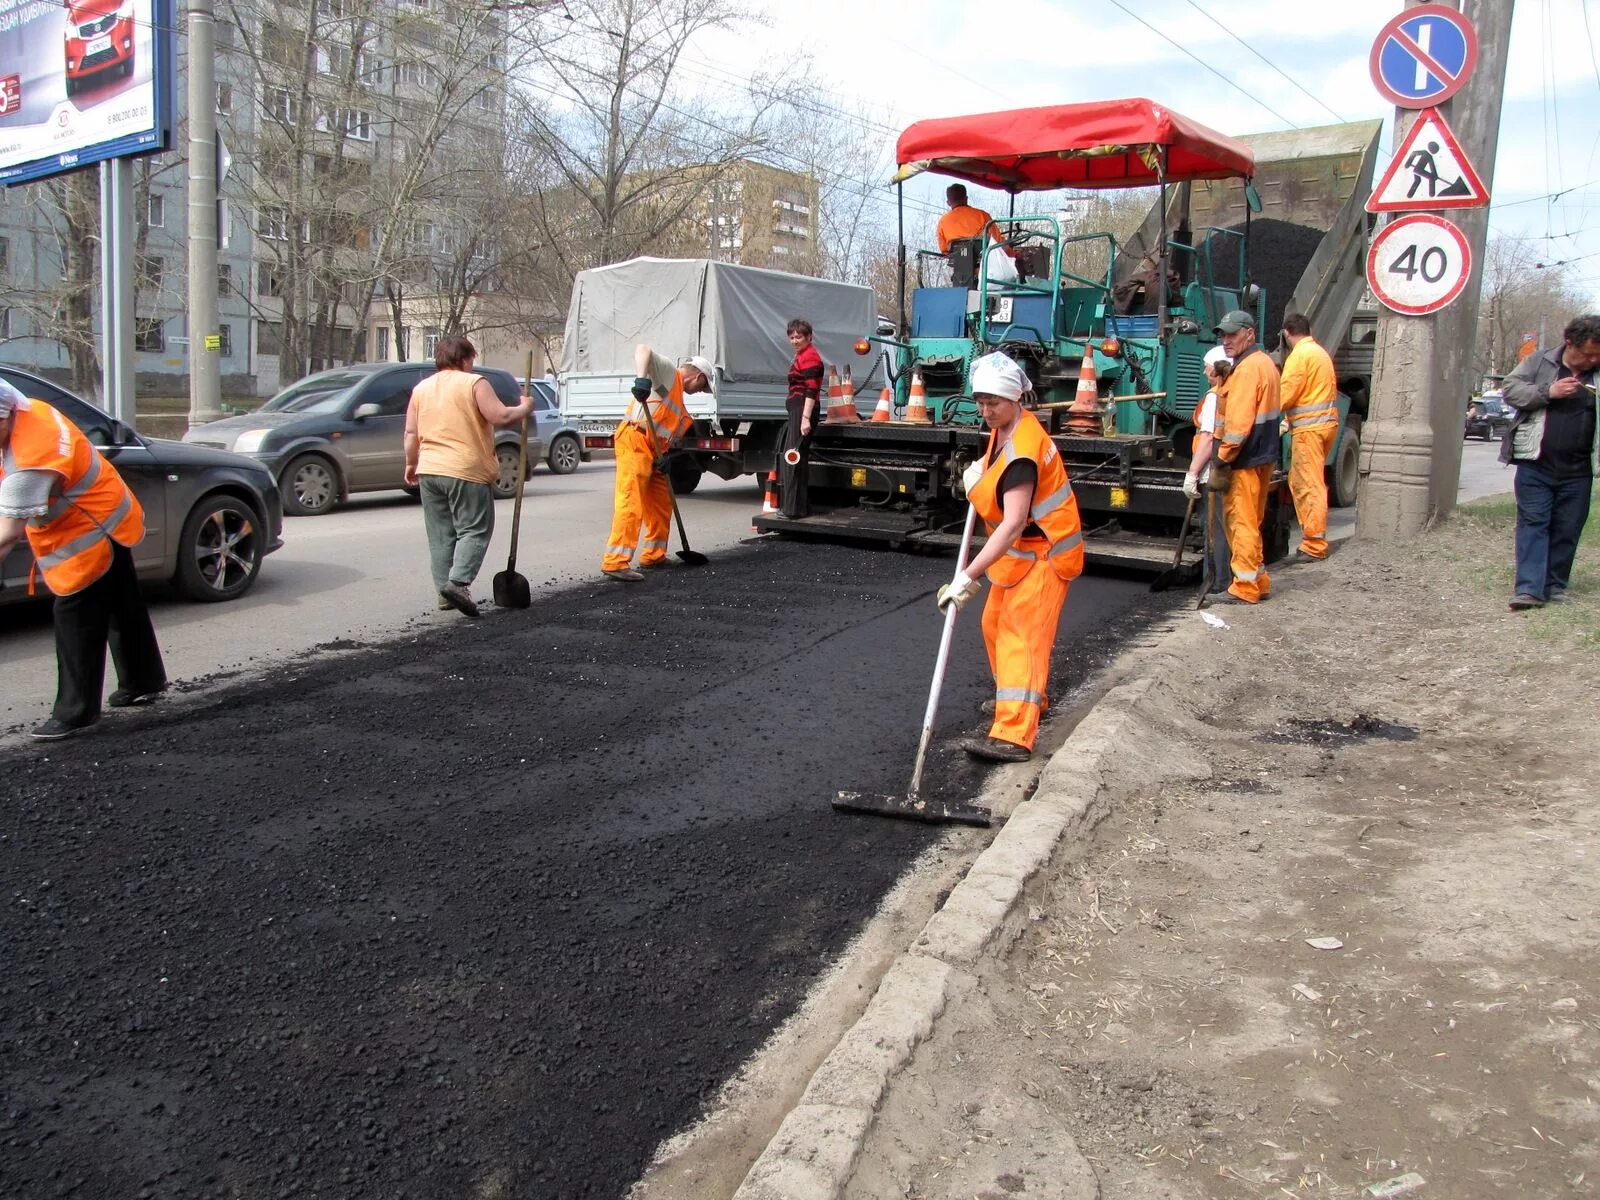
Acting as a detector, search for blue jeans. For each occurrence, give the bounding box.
[1513,463,1592,599]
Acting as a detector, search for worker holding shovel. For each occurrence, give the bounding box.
[601,343,712,582]
[937,353,1084,763]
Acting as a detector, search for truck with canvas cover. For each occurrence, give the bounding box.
[750,99,1382,571]
[559,257,882,494]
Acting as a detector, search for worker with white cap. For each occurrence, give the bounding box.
[936,352,1084,762]
[1185,344,1234,593]
[600,343,712,581]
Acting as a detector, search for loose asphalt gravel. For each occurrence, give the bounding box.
[1,539,1173,1199]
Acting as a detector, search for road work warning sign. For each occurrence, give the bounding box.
[1367,108,1489,213]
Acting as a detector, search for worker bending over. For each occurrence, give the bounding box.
[1211,309,1282,605]
[1278,312,1338,563]
[601,343,712,582]
[937,353,1084,763]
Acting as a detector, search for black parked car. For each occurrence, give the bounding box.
[1465,394,1515,441]
[0,367,284,607]
[185,364,587,516]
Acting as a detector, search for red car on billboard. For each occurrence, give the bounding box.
[63,0,135,97]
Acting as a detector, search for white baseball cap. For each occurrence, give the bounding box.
[681,355,715,383]
[0,378,24,416]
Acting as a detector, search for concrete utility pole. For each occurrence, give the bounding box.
[186,0,222,429]
[1360,0,1513,539]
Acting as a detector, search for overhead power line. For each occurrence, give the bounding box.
[1182,0,1348,125]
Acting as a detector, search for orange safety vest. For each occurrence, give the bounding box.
[968,410,1084,586]
[627,369,695,448]
[1,397,144,596]
[1280,336,1339,432]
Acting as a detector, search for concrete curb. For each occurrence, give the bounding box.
[732,628,1214,1200]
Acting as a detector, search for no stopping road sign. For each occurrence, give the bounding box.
[1370,8,1479,108]
[1366,214,1472,316]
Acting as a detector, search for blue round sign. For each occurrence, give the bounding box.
[1369,9,1479,109]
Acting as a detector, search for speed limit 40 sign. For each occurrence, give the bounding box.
[1366,213,1472,315]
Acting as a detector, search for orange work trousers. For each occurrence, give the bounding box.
[981,554,1070,752]
[602,423,672,571]
[1224,463,1274,603]
[1289,424,1336,559]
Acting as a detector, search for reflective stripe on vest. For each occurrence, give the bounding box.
[967,410,1084,582]
[1287,407,1338,430]
[38,448,102,525]
[995,687,1046,706]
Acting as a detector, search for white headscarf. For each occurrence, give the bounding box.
[970,352,1028,401]
[1203,345,1232,369]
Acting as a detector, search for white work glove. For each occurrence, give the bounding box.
[936,572,982,614]
[1182,473,1201,501]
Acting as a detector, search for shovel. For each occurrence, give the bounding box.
[1150,493,1200,592]
[666,480,709,567]
[492,410,532,610]
[833,493,992,828]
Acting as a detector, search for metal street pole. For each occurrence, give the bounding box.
[1359,0,1513,539]
[186,0,222,429]
[98,159,135,427]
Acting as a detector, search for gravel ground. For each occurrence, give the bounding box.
[1,540,1174,1200]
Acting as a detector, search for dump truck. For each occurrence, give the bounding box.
[749,100,1384,571]
[558,257,884,494]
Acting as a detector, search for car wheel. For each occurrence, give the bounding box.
[174,494,263,602]
[281,454,340,516]
[492,443,526,499]
[546,433,581,475]
[667,455,703,494]
[1328,426,1360,508]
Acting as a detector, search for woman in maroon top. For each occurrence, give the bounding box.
[780,317,825,518]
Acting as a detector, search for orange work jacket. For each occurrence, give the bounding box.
[1280,336,1339,432]
[968,410,1084,585]
[1,398,144,595]
[628,369,695,449]
[1215,347,1283,468]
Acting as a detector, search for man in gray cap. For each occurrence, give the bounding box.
[1209,309,1283,604]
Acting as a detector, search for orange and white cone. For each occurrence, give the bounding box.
[1065,354,1101,435]
[904,369,931,423]
[823,367,843,422]
[870,385,893,422]
[761,470,780,515]
[836,365,860,422]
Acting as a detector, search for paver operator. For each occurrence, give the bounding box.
[1210,309,1283,605]
[1278,312,1338,564]
[601,343,712,583]
[935,353,1084,764]
[0,379,167,741]
[935,184,1005,255]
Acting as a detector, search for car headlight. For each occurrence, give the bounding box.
[233,429,272,453]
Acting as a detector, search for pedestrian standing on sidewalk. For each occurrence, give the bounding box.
[1501,314,1600,611]
[935,353,1084,764]
[779,318,824,518]
[0,379,167,741]
[1184,346,1233,593]
[403,335,534,619]
[600,343,712,582]
[1278,312,1339,564]
[1210,309,1282,606]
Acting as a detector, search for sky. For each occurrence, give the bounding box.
[689,0,1600,308]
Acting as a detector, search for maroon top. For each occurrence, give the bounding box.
[787,343,824,415]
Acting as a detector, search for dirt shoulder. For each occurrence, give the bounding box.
[846,495,1600,1200]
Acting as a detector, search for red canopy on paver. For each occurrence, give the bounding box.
[894,98,1255,191]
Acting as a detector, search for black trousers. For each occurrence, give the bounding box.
[778,412,814,519]
[52,542,166,726]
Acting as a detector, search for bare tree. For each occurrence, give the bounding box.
[1476,235,1590,379]
[6,172,104,397]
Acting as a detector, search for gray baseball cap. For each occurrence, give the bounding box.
[1214,310,1257,335]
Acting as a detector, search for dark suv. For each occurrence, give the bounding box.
[0,367,283,607]
[184,364,576,516]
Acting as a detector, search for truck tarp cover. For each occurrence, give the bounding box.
[560,258,877,384]
[895,97,1255,191]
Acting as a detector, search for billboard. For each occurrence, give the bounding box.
[0,0,173,186]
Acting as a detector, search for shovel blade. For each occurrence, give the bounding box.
[833,790,992,827]
[676,549,710,567]
[492,569,531,610]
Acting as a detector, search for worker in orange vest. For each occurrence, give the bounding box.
[936,353,1084,762]
[1211,310,1283,605]
[601,343,711,582]
[1278,312,1339,563]
[0,381,166,740]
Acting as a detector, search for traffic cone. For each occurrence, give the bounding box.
[761,470,779,515]
[836,365,860,422]
[870,385,893,422]
[1064,354,1100,436]
[823,366,842,422]
[904,369,931,423]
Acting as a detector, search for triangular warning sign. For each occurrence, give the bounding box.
[1367,108,1489,213]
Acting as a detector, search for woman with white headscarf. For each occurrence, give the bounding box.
[936,352,1084,762]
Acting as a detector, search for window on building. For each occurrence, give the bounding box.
[258,262,284,297]
[422,327,442,357]
[258,321,284,357]
[258,209,288,241]
[137,255,164,290]
[472,89,494,112]
[395,58,438,88]
[216,82,232,114]
[266,87,297,125]
[319,108,373,140]
[376,325,390,360]
[146,193,164,227]
[218,263,233,295]
[0,236,9,275]
[218,323,233,357]
[135,318,165,353]
[317,0,348,16]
